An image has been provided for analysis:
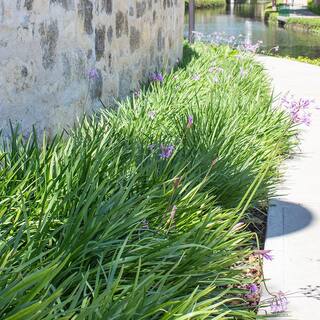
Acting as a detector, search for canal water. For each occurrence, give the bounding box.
[185,1,320,58]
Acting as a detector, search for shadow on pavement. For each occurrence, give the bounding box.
[267,199,313,238]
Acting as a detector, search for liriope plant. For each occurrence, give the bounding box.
[0,44,296,319]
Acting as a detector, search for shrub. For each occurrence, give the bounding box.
[264,0,284,22]
[293,56,320,66]
[0,44,296,319]
[265,10,279,23]
[185,0,226,9]
[308,0,320,15]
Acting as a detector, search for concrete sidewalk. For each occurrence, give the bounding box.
[256,56,320,319]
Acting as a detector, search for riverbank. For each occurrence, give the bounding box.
[286,17,320,33]
[0,44,296,319]
[185,0,225,8]
[187,2,320,58]
[264,1,320,34]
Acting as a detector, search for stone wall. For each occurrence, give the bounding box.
[0,0,184,135]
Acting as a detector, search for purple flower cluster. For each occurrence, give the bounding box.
[189,31,268,55]
[208,65,223,83]
[241,40,261,53]
[248,284,259,294]
[209,66,223,74]
[281,95,313,125]
[271,292,288,313]
[243,283,260,307]
[187,115,193,128]
[88,68,99,80]
[148,111,156,120]
[192,74,201,81]
[254,249,273,261]
[148,143,175,160]
[150,72,164,83]
[244,283,259,300]
[211,32,233,46]
[198,32,263,54]
[160,144,175,159]
[192,31,204,42]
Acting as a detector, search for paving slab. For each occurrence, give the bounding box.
[256,56,320,319]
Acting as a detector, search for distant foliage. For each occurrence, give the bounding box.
[308,0,320,14]
[185,0,226,8]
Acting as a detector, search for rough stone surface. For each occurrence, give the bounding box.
[0,0,184,135]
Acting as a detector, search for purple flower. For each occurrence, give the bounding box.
[242,41,260,53]
[254,249,273,261]
[281,95,313,125]
[150,72,164,83]
[240,67,247,77]
[271,292,288,313]
[141,219,149,230]
[299,113,311,126]
[160,144,175,159]
[248,284,259,294]
[244,283,260,303]
[148,111,156,120]
[134,89,141,97]
[212,76,219,83]
[282,96,313,110]
[192,74,201,81]
[193,31,204,41]
[209,66,223,74]
[88,68,99,80]
[187,115,193,128]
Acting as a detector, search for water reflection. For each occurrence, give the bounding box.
[185,1,320,58]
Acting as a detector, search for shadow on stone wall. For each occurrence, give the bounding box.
[180,44,200,69]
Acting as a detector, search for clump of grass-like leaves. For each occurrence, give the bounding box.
[0,44,296,319]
